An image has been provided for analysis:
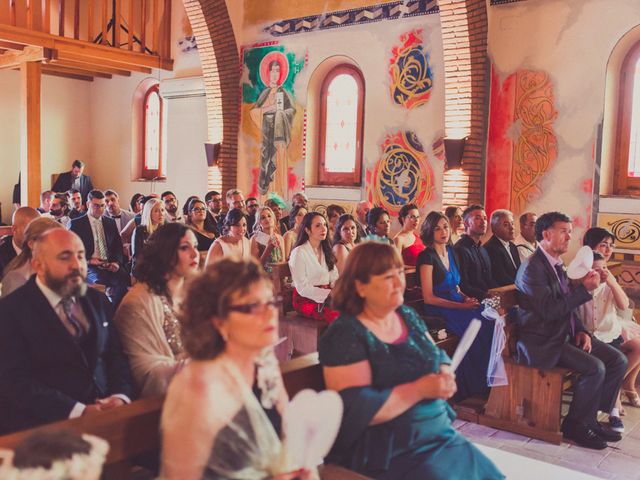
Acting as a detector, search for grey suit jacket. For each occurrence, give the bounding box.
[515,248,592,369]
[105,210,136,233]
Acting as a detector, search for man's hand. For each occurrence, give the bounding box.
[103,262,119,272]
[96,396,126,410]
[82,404,103,415]
[87,257,103,266]
[575,332,592,353]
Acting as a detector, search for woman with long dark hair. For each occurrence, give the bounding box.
[185,198,216,252]
[366,206,393,244]
[393,203,424,266]
[205,208,251,265]
[416,211,494,400]
[114,223,199,397]
[332,213,359,275]
[288,212,339,323]
[282,204,307,260]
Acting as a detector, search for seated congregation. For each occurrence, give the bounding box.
[0,165,639,478]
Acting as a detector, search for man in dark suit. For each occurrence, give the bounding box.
[69,190,129,305]
[67,189,86,220]
[454,204,497,300]
[484,209,521,287]
[0,228,134,433]
[0,207,40,273]
[204,190,222,235]
[246,196,259,234]
[52,159,94,203]
[515,211,627,450]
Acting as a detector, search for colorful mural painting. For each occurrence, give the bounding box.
[241,44,306,197]
[371,131,434,215]
[486,67,558,216]
[389,29,433,109]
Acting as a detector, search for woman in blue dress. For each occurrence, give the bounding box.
[318,242,503,480]
[416,211,494,400]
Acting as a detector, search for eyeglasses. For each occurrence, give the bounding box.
[191,207,206,213]
[227,297,281,314]
[407,215,420,220]
[598,242,616,249]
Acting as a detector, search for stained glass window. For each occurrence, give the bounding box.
[142,84,163,179]
[318,65,364,186]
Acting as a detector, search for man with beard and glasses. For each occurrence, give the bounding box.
[0,229,134,434]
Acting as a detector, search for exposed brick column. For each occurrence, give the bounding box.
[182,0,239,194]
[438,0,488,207]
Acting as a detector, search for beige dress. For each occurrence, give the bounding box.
[114,282,184,397]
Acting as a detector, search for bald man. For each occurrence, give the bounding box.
[0,229,134,433]
[0,207,40,273]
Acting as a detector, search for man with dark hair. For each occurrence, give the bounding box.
[516,211,627,449]
[0,228,133,433]
[69,190,128,305]
[161,191,184,223]
[49,193,71,227]
[515,212,538,262]
[246,196,259,234]
[67,189,86,220]
[204,190,222,234]
[0,207,40,273]
[52,160,94,203]
[37,190,53,214]
[103,190,135,233]
[484,209,521,287]
[454,204,497,300]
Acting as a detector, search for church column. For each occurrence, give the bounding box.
[20,61,42,208]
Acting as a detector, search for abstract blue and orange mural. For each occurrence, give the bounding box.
[241,44,306,198]
[389,29,433,109]
[371,131,435,215]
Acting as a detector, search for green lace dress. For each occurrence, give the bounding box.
[318,305,503,480]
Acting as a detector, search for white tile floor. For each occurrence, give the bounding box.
[455,404,640,479]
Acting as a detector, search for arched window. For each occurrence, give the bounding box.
[318,64,365,186]
[142,84,164,180]
[614,41,640,194]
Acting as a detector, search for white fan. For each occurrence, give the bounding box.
[283,389,343,470]
[567,246,594,280]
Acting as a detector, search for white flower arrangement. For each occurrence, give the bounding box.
[481,295,501,311]
[0,434,108,480]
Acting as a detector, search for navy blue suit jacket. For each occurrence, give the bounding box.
[0,277,134,433]
[69,214,124,267]
[515,248,592,369]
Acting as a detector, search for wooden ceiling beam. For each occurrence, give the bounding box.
[0,40,27,51]
[0,46,55,69]
[0,24,173,71]
[54,49,153,73]
[42,64,112,80]
[50,58,132,77]
[40,66,94,82]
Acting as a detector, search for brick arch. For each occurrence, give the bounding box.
[438,0,489,207]
[182,0,239,194]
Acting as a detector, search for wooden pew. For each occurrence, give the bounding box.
[0,225,12,238]
[478,285,572,445]
[0,356,368,479]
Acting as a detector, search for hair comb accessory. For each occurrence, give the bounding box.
[266,192,287,209]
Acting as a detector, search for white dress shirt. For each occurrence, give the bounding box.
[515,234,537,263]
[576,283,623,344]
[497,236,517,267]
[289,241,339,304]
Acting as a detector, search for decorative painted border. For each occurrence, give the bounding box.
[490,0,527,5]
[265,0,439,37]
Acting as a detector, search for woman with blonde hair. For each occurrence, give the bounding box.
[161,259,311,479]
[1,217,63,297]
[282,205,307,260]
[131,198,166,275]
[250,206,285,268]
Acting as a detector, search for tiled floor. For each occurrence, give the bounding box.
[454,403,640,479]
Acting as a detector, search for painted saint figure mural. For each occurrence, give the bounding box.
[250,57,296,196]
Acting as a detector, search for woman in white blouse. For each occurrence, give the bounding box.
[288,212,339,323]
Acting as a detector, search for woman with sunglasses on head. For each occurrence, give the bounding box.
[161,259,312,480]
[282,205,307,260]
[250,206,285,268]
[186,198,217,252]
[115,223,199,397]
[393,203,424,267]
[332,214,359,275]
[205,208,252,266]
[288,212,339,324]
[580,227,640,423]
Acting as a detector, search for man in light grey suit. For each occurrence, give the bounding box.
[104,190,136,233]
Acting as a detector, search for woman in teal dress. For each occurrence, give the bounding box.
[318,242,503,480]
[416,211,495,400]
